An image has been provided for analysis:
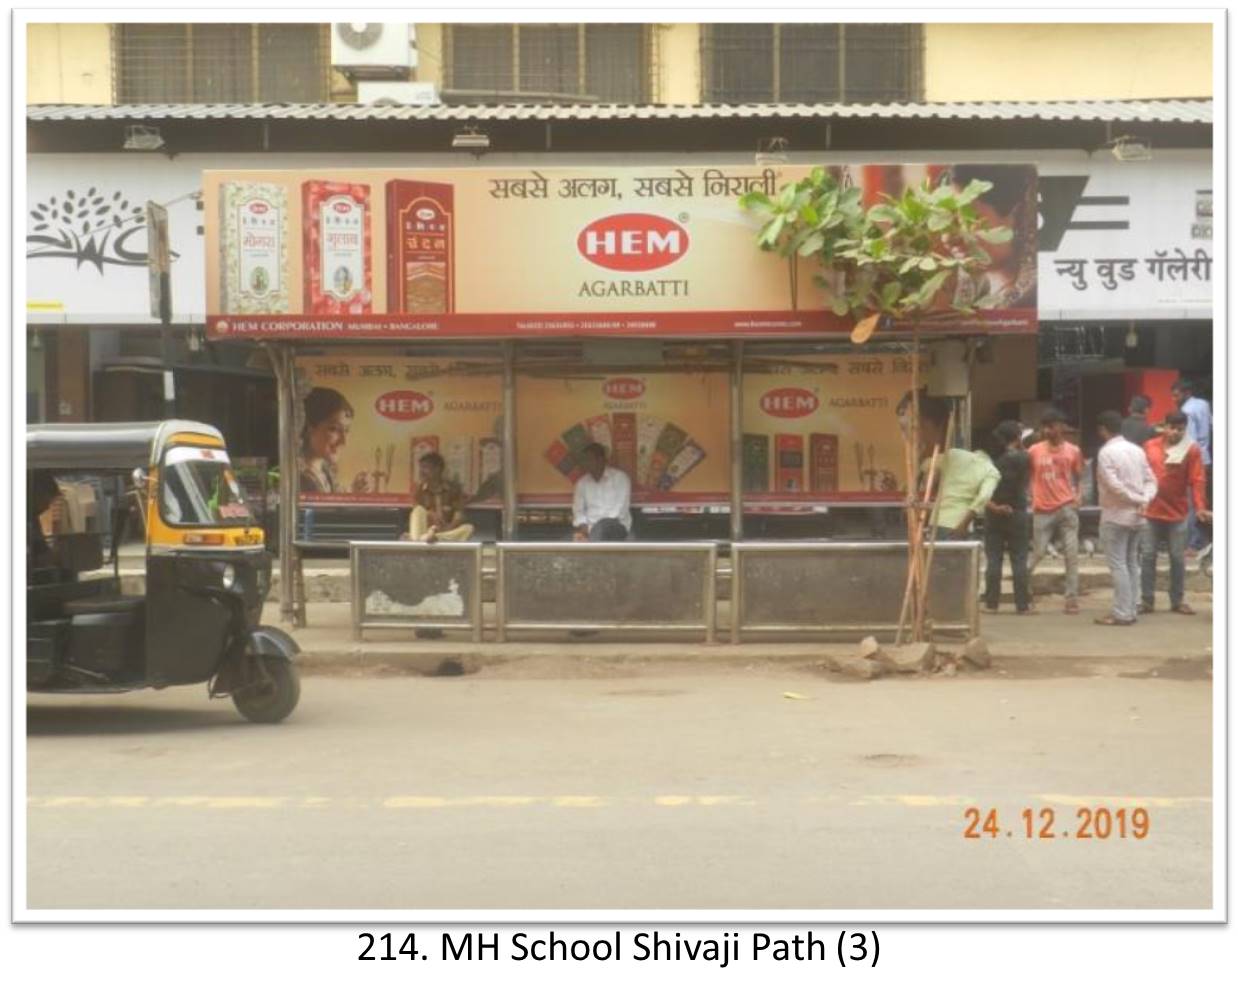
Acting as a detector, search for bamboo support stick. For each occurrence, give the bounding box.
[915,408,957,641]
[898,441,942,643]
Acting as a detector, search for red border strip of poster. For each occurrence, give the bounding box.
[208,309,1033,340]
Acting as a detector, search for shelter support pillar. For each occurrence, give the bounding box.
[730,340,744,543]
[502,341,518,540]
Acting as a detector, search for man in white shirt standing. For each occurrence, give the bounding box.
[1094,410,1158,627]
[572,443,632,541]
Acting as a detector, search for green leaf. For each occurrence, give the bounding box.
[918,257,938,271]
[914,270,950,307]
[810,166,826,187]
[927,210,953,232]
[978,226,1013,244]
[880,281,902,308]
[738,191,773,212]
[830,297,851,317]
[955,178,994,206]
[759,214,786,247]
[868,204,901,225]
[899,257,920,275]
[798,232,825,257]
[798,203,820,226]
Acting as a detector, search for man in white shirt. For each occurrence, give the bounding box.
[572,443,632,542]
[1094,410,1158,627]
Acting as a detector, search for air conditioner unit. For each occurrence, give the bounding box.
[332,23,415,79]
[356,81,440,106]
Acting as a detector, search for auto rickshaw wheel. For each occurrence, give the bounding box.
[232,654,301,724]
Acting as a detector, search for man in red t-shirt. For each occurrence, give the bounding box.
[1026,409,1084,613]
[1141,411,1210,614]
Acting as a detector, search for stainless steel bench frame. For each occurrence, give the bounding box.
[729,541,981,643]
[350,541,484,642]
[494,542,719,642]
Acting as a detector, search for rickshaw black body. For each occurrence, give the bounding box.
[27,421,300,722]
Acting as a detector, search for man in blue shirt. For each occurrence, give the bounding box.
[1172,379,1212,552]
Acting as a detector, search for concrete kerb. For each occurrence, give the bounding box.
[281,596,1213,681]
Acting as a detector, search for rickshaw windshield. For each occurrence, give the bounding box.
[161,446,256,527]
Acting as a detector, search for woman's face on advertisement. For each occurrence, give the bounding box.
[310,409,351,461]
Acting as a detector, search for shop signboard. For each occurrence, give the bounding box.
[201,163,1039,339]
[1037,152,1213,320]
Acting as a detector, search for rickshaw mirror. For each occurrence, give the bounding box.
[132,467,148,492]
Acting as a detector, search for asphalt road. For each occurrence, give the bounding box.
[25,663,1213,911]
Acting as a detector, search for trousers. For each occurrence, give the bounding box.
[1029,504,1080,599]
[1140,517,1188,608]
[1100,521,1142,623]
[984,511,1031,611]
[408,505,475,542]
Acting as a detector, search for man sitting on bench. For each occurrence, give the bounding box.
[572,443,632,542]
[406,452,475,544]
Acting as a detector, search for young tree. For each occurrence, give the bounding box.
[742,171,1012,641]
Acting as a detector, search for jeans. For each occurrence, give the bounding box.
[1100,521,1142,622]
[1029,505,1080,599]
[1187,464,1213,550]
[1141,518,1188,608]
[984,511,1031,611]
[588,518,629,541]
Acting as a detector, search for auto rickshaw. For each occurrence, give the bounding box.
[27,420,300,723]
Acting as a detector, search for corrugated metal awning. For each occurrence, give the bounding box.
[26,98,1213,125]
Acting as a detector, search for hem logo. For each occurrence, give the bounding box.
[578,214,689,272]
[760,388,820,418]
[376,390,434,421]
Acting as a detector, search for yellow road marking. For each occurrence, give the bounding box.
[28,793,1211,811]
[1037,794,1210,809]
[383,796,449,809]
[852,795,976,807]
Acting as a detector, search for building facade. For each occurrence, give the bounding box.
[23,21,1214,540]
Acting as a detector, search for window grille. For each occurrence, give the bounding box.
[446,24,651,101]
[114,23,331,103]
[702,23,923,103]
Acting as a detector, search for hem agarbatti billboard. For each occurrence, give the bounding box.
[203,164,1037,340]
[294,352,924,507]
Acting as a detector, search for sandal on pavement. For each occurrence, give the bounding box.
[1093,615,1135,626]
[1064,600,1080,615]
[1138,602,1154,614]
[1171,603,1197,615]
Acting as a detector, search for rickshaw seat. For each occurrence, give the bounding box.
[62,593,145,616]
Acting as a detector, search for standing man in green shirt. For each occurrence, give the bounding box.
[915,393,1000,540]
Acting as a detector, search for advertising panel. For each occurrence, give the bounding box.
[28,151,1206,325]
[201,163,1038,339]
[292,355,502,506]
[515,371,731,503]
[741,354,925,498]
